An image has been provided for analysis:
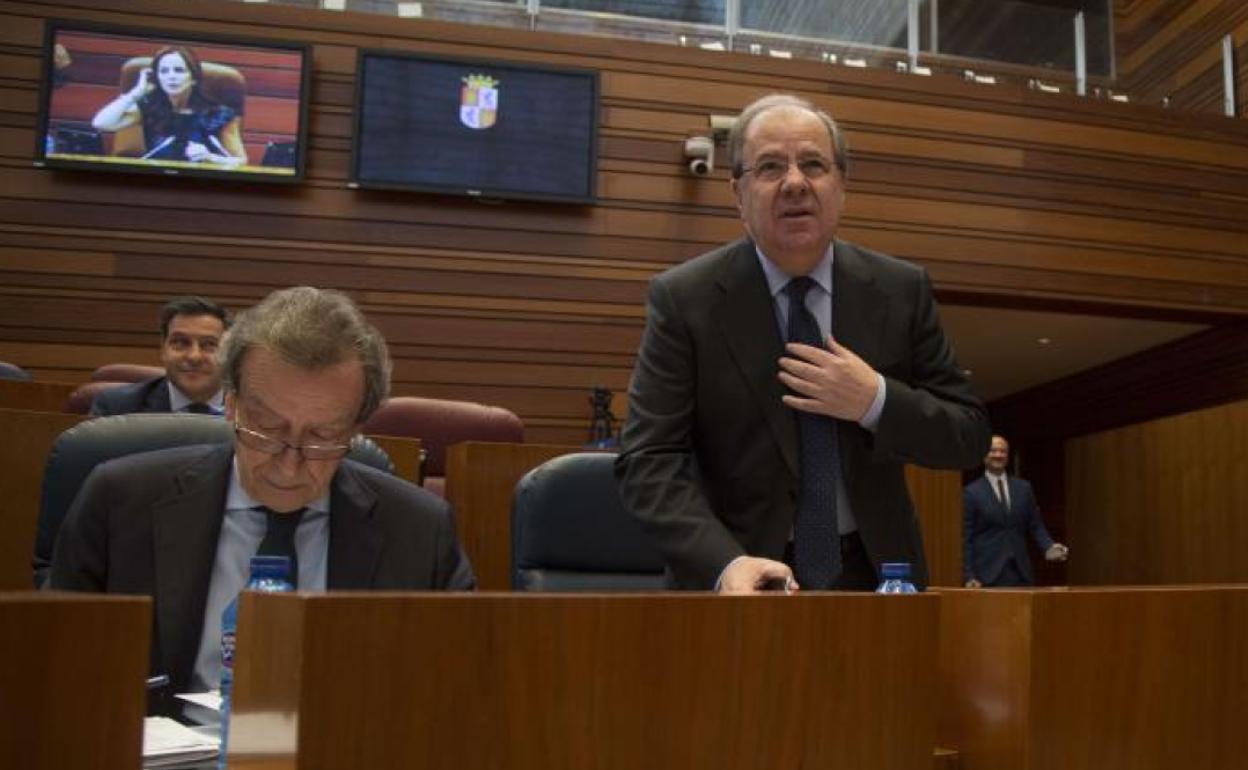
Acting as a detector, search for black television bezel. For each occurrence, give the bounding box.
[33,19,313,185]
[349,49,599,205]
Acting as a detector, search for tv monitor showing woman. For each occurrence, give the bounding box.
[35,22,310,183]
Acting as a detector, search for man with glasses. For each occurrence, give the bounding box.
[51,286,474,714]
[616,93,989,593]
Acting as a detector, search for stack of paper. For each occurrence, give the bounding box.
[143,716,218,768]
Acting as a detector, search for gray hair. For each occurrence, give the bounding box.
[220,286,391,423]
[728,93,848,179]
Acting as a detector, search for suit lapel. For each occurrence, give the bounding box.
[152,446,230,688]
[831,241,888,369]
[145,377,173,413]
[713,240,798,476]
[327,462,383,589]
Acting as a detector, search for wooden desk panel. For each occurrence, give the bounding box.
[0,380,77,413]
[362,434,422,487]
[938,586,1248,770]
[231,592,941,770]
[0,409,85,590]
[445,442,584,590]
[0,592,150,770]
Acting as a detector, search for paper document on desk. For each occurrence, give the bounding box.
[175,690,222,712]
[143,716,218,768]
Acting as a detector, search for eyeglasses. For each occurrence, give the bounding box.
[736,156,835,183]
[233,421,353,461]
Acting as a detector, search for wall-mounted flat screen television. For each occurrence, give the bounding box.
[34,20,311,183]
[350,50,598,204]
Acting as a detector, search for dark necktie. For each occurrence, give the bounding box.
[255,507,306,587]
[784,277,841,589]
[185,402,215,415]
[996,478,1009,513]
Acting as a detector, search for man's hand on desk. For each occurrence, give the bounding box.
[1045,543,1069,562]
[718,556,797,595]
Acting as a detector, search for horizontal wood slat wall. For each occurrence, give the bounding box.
[1065,398,1248,584]
[2,0,1248,447]
[1115,0,1248,116]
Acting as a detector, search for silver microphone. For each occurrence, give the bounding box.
[140,135,175,160]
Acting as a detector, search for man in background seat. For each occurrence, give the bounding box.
[90,295,229,416]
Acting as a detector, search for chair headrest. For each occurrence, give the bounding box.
[65,381,127,414]
[511,452,666,578]
[91,363,164,383]
[0,361,32,381]
[363,396,524,476]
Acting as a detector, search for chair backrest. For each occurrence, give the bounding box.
[0,362,32,382]
[32,413,394,587]
[90,363,165,383]
[65,381,126,414]
[112,58,246,157]
[510,452,667,592]
[363,396,525,495]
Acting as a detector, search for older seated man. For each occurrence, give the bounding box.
[52,286,475,716]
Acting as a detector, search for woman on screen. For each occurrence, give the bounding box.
[92,45,247,167]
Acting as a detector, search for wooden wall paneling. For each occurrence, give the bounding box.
[906,465,965,587]
[1065,398,1248,585]
[1115,0,1248,110]
[2,0,1248,448]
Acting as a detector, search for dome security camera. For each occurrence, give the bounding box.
[684,136,714,177]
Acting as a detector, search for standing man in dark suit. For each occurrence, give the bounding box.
[615,93,990,593]
[90,296,229,416]
[52,286,474,716]
[963,434,1068,587]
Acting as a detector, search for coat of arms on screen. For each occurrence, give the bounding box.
[460,74,499,130]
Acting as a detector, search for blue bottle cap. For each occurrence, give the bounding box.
[249,555,292,580]
[880,562,911,579]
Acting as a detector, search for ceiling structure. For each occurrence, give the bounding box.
[938,305,1208,401]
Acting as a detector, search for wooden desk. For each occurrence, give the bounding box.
[0,380,77,413]
[938,586,1248,770]
[363,434,423,487]
[0,592,150,769]
[0,409,85,590]
[445,441,585,590]
[230,591,941,769]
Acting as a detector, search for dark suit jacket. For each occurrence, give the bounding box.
[962,475,1054,586]
[89,376,173,416]
[615,238,990,589]
[49,444,475,711]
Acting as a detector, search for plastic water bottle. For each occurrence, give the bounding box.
[218,555,293,768]
[876,562,919,594]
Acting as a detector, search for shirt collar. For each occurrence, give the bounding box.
[225,454,331,514]
[754,242,835,299]
[167,380,225,413]
[985,470,1008,483]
